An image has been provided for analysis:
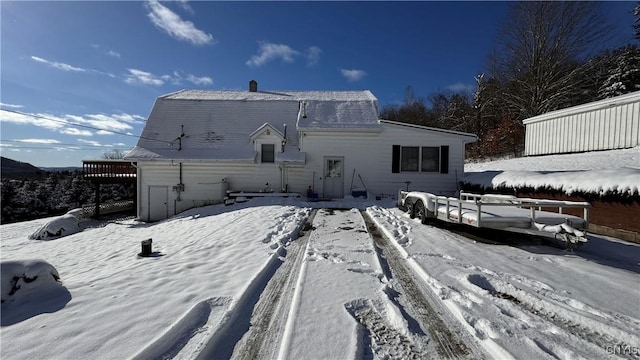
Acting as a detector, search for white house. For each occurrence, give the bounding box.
[523,91,640,156]
[125,81,477,221]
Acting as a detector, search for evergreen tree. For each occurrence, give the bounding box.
[598,45,640,98]
[634,3,639,40]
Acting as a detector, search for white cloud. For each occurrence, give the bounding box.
[61,127,93,136]
[76,114,136,133]
[186,74,213,85]
[341,69,367,82]
[0,109,143,137]
[96,130,116,135]
[0,110,65,131]
[125,68,212,87]
[0,102,23,109]
[447,83,475,93]
[16,138,61,144]
[32,55,115,77]
[91,44,122,59]
[176,0,194,14]
[31,56,86,72]
[246,42,299,67]
[145,0,213,46]
[112,113,146,124]
[170,71,213,85]
[125,68,165,86]
[307,46,322,67]
[78,139,103,147]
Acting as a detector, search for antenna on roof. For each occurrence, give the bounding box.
[282,123,287,149]
[170,124,186,151]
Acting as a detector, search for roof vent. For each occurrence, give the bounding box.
[249,80,258,92]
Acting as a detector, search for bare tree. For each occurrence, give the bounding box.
[102,149,125,160]
[490,2,613,118]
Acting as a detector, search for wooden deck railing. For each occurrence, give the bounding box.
[83,160,136,182]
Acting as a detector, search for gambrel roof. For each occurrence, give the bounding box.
[125,89,381,162]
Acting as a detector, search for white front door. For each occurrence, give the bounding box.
[323,157,344,199]
[148,186,168,221]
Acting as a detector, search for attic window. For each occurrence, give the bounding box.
[261,144,275,163]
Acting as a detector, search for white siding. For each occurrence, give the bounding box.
[137,161,284,221]
[300,123,470,198]
[136,123,474,220]
[523,91,640,156]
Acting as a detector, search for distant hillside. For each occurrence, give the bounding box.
[1,157,43,177]
[41,166,82,172]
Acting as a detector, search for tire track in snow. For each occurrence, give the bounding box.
[345,298,424,359]
[362,211,481,359]
[194,209,311,360]
[230,210,317,360]
[132,297,232,360]
[468,274,640,360]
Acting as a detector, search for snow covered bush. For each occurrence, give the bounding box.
[1,259,70,326]
[28,208,85,240]
[1,259,62,304]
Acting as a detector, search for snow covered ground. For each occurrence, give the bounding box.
[464,147,640,195]
[2,192,639,359]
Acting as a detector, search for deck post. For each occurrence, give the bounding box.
[94,184,101,219]
[446,199,450,221]
[530,206,536,223]
[584,207,590,229]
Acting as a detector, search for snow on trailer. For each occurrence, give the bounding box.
[398,190,591,248]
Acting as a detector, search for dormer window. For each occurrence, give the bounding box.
[261,144,275,163]
[251,123,285,164]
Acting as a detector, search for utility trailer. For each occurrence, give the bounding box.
[398,190,591,249]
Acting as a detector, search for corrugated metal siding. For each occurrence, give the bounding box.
[523,91,640,155]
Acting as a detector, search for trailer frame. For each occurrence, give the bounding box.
[398,190,591,249]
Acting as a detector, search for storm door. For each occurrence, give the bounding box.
[323,157,344,199]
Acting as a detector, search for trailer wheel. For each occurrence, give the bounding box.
[407,200,415,218]
[414,201,427,225]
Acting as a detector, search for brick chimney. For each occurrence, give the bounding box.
[249,80,258,92]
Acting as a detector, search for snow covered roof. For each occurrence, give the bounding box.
[162,89,378,102]
[380,120,478,142]
[297,99,381,131]
[522,90,640,125]
[126,89,381,161]
[464,147,640,196]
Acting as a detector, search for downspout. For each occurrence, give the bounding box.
[173,162,184,216]
[280,165,285,192]
[283,123,287,151]
[179,162,183,198]
[130,162,141,220]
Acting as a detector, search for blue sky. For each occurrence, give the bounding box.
[1,1,636,167]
